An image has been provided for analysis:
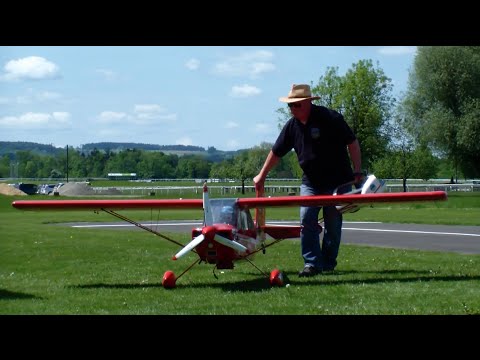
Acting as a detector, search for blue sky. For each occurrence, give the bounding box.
[0,46,417,151]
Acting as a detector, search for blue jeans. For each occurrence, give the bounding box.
[300,183,351,271]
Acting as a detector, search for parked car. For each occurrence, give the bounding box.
[52,183,64,194]
[13,183,38,195]
[37,184,56,195]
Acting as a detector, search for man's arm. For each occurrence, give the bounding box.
[253,150,280,190]
[347,139,363,183]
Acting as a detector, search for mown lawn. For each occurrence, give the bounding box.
[1,192,479,315]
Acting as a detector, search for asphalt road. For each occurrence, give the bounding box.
[65,220,480,255]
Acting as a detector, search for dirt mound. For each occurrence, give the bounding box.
[48,183,124,196]
[0,183,27,196]
[57,182,96,196]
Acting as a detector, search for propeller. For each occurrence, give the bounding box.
[213,233,247,253]
[173,225,248,260]
[172,233,205,260]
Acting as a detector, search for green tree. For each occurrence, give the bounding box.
[411,146,438,181]
[210,160,233,180]
[403,46,480,180]
[0,155,10,177]
[340,60,394,169]
[311,66,344,110]
[138,152,176,179]
[176,155,211,179]
[23,160,38,178]
[457,98,480,177]
[373,101,438,191]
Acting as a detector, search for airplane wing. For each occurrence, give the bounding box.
[11,191,447,211]
[237,191,447,208]
[11,198,203,211]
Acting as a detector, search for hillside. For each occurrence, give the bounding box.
[80,142,206,152]
[0,141,64,157]
[0,141,245,161]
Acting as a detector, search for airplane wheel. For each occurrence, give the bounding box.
[162,271,176,289]
[269,268,284,287]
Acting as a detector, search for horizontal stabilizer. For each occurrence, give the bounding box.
[262,225,302,240]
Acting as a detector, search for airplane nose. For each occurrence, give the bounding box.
[202,226,216,241]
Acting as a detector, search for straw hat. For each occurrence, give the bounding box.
[279,84,320,103]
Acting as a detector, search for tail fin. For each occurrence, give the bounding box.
[203,182,213,226]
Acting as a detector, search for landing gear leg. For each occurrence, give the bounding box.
[162,258,201,289]
[242,256,285,287]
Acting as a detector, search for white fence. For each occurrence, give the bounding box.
[92,183,480,196]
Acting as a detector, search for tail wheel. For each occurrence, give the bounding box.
[162,270,177,289]
[269,268,284,287]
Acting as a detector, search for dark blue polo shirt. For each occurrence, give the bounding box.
[272,104,356,189]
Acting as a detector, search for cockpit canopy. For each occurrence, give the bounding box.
[209,198,255,231]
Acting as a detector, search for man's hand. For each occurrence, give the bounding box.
[253,174,266,190]
[353,171,366,189]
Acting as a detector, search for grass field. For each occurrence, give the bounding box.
[1,191,479,315]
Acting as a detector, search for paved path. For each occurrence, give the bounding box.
[64,220,480,255]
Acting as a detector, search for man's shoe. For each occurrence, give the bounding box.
[298,265,319,277]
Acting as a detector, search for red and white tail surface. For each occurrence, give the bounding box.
[336,174,386,213]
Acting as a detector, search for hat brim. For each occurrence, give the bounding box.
[279,96,321,103]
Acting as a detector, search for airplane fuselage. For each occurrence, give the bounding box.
[192,223,257,269]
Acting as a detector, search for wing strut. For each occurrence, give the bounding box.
[255,186,266,244]
[101,208,187,248]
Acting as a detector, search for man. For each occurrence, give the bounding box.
[219,205,235,225]
[253,84,363,277]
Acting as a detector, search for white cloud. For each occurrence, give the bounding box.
[133,104,177,124]
[96,105,177,127]
[185,58,200,70]
[230,84,261,98]
[176,136,193,145]
[134,104,164,113]
[1,56,60,81]
[97,128,124,137]
[37,91,62,101]
[52,112,71,122]
[254,123,271,134]
[225,121,239,129]
[2,89,62,105]
[135,113,177,123]
[0,111,71,128]
[213,50,275,78]
[15,96,30,104]
[96,68,118,80]
[97,111,128,123]
[378,46,417,56]
[225,139,239,149]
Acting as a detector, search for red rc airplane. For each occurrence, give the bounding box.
[11,175,447,289]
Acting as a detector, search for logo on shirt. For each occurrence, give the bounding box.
[310,128,320,139]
